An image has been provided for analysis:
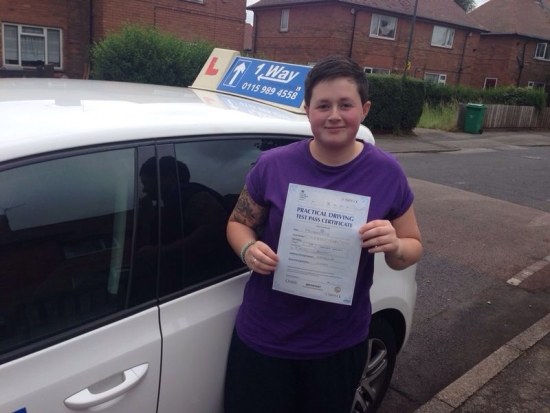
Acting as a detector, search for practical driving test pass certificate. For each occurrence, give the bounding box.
[273,184,371,305]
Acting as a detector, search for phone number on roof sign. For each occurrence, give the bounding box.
[241,83,300,100]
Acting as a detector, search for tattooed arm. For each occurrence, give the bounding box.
[227,185,279,274]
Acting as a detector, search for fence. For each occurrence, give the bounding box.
[483,104,550,129]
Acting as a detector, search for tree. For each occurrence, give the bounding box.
[454,0,476,12]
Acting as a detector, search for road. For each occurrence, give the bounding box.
[376,134,550,412]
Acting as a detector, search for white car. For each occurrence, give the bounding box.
[0,77,417,413]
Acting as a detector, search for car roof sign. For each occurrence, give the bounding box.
[192,48,312,114]
[191,48,240,91]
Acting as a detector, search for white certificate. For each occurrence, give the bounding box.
[273,184,371,305]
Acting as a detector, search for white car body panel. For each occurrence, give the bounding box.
[157,273,249,413]
[0,309,161,413]
[0,79,374,163]
[372,254,418,346]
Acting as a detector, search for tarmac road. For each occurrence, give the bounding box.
[374,129,550,413]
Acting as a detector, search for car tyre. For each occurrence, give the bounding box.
[351,316,397,413]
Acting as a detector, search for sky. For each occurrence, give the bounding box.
[245,0,491,24]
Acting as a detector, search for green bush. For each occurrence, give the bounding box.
[481,86,546,109]
[425,82,546,111]
[90,24,216,87]
[425,83,478,106]
[364,75,426,133]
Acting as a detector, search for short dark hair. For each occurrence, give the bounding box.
[140,156,191,183]
[304,55,369,106]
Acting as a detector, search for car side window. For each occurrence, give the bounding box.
[154,138,299,294]
[0,149,137,358]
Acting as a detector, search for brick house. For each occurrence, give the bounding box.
[0,0,247,79]
[248,0,488,86]
[469,0,550,89]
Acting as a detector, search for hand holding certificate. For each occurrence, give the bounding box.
[273,184,370,305]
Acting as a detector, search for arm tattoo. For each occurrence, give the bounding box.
[396,254,406,263]
[230,186,267,233]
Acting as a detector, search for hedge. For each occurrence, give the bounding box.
[90,24,216,87]
[364,75,426,133]
[424,82,546,111]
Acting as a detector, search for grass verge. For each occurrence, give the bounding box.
[417,103,459,131]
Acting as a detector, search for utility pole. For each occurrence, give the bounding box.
[403,0,419,78]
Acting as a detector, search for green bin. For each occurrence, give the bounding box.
[464,103,487,134]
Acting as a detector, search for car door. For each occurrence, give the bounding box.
[0,146,162,413]
[155,137,299,412]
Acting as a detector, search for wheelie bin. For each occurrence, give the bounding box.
[463,103,487,134]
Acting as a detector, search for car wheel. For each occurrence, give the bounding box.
[351,317,397,413]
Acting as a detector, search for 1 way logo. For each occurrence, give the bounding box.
[255,64,300,83]
[217,57,311,109]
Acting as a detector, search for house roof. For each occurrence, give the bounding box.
[248,0,488,31]
[469,0,550,41]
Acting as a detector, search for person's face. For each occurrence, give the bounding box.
[305,77,370,150]
[140,173,157,199]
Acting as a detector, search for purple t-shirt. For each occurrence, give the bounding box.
[236,139,413,359]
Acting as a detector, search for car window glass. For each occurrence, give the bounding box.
[154,138,299,294]
[0,149,136,357]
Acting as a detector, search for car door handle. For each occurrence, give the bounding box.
[64,363,149,410]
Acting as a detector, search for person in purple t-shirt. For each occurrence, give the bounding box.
[224,54,423,413]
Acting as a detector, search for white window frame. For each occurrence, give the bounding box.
[535,43,550,61]
[370,14,397,40]
[364,67,391,75]
[280,9,290,32]
[424,73,447,85]
[2,23,62,69]
[484,78,498,89]
[527,81,545,89]
[431,25,455,48]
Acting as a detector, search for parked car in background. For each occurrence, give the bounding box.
[0,72,416,413]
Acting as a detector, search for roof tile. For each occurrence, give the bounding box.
[249,0,487,30]
[469,0,550,41]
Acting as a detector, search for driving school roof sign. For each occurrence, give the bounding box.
[217,57,310,109]
[192,48,312,113]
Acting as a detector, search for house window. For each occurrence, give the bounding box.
[527,81,545,89]
[364,67,391,75]
[370,14,397,40]
[484,78,497,89]
[280,9,290,32]
[424,73,447,85]
[431,26,454,48]
[2,23,62,68]
[535,43,550,60]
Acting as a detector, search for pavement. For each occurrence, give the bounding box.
[374,127,550,155]
[375,128,550,413]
